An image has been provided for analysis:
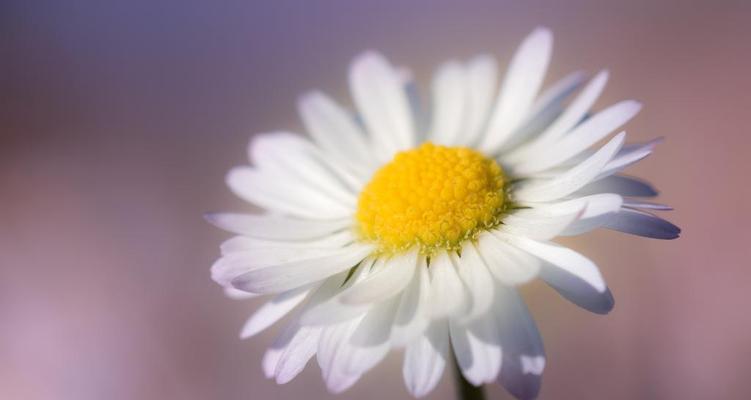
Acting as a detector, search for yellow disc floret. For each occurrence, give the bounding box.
[356,142,507,255]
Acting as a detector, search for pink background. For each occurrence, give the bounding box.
[2,0,749,399]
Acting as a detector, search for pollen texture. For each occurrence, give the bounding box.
[356,142,506,254]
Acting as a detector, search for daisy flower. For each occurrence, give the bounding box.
[207,27,680,399]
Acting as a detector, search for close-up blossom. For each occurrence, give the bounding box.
[208,27,679,399]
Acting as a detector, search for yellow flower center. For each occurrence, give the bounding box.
[356,142,507,255]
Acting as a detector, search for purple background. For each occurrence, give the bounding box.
[2,0,750,399]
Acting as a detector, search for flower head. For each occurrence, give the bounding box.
[208,27,679,399]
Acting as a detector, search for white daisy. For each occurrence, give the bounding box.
[207,27,679,399]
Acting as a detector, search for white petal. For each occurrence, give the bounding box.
[262,324,292,378]
[341,248,418,305]
[476,232,541,286]
[226,166,352,219]
[555,194,624,236]
[315,300,391,392]
[318,321,353,382]
[391,258,431,346]
[450,316,502,385]
[481,27,553,153]
[596,137,661,179]
[539,262,614,314]
[205,213,350,240]
[300,299,370,326]
[576,174,658,197]
[526,71,587,123]
[274,325,322,384]
[498,205,585,241]
[514,100,641,174]
[604,208,681,239]
[462,54,498,145]
[263,320,322,384]
[230,244,373,294]
[299,258,376,325]
[428,251,470,319]
[513,132,625,202]
[219,231,354,255]
[350,295,400,348]
[403,320,449,398]
[452,243,494,320]
[248,132,360,203]
[240,286,312,339]
[428,61,466,146]
[506,237,607,293]
[502,71,586,150]
[297,91,375,170]
[495,285,545,400]
[213,246,350,286]
[345,296,400,375]
[505,70,609,164]
[317,319,364,393]
[349,51,415,160]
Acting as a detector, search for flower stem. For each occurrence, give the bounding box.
[452,353,486,400]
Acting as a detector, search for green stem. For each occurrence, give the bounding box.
[452,352,486,400]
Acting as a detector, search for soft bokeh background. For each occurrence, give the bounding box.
[2,0,750,399]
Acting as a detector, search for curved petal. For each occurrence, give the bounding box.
[562,197,624,236]
[501,71,587,150]
[576,174,658,197]
[514,100,641,174]
[495,285,546,400]
[596,137,662,179]
[452,243,495,320]
[226,166,352,219]
[604,208,681,239]
[349,51,415,160]
[230,244,373,294]
[527,194,624,236]
[299,258,377,326]
[391,258,431,346]
[341,248,419,305]
[480,27,553,153]
[526,71,587,124]
[240,285,313,339]
[461,54,498,146]
[263,319,322,384]
[476,232,541,286]
[498,205,585,241]
[205,213,350,240]
[317,319,364,393]
[428,61,466,146]
[506,236,607,293]
[539,262,615,314]
[219,231,354,255]
[403,320,449,398]
[505,70,609,164]
[345,296,400,375]
[297,90,375,171]
[513,132,625,202]
[212,246,352,287]
[449,315,502,385]
[248,132,361,201]
[428,251,470,319]
[349,295,400,348]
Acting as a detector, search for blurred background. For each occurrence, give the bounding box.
[2,0,750,399]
